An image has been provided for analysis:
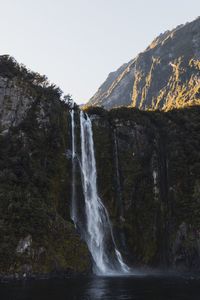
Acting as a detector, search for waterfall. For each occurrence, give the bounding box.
[70,104,77,224]
[79,111,130,275]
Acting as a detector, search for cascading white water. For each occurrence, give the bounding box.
[79,111,130,275]
[70,104,77,224]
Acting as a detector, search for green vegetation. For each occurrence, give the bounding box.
[1,54,200,275]
[0,55,63,101]
[0,57,90,277]
[86,105,200,269]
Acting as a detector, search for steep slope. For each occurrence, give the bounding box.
[1,55,200,278]
[88,17,200,110]
[89,60,135,109]
[0,56,90,279]
[85,106,200,271]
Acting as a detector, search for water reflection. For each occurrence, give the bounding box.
[81,275,200,300]
[0,275,200,300]
[86,276,110,299]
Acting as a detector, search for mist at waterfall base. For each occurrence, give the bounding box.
[1,275,200,300]
[70,108,129,275]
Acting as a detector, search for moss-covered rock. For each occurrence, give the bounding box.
[85,105,200,271]
[0,58,90,278]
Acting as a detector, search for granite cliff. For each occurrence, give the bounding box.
[88,17,200,110]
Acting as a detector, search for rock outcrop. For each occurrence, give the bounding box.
[0,76,34,135]
[88,17,200,110]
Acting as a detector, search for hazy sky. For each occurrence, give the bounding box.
[0,0,200,103]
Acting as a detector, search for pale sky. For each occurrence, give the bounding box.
[0,0,200,104]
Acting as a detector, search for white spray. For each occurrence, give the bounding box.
[79,111,129,275]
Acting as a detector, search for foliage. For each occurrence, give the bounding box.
[0,55,63,101]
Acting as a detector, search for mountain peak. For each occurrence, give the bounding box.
[88,17,200,110]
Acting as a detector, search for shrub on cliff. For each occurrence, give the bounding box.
[0,55,62,101]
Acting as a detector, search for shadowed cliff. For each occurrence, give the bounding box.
[85,105,200,271]
[1,55,200,278]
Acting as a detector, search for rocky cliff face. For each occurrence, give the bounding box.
[1,55,200,278]
[86,106,200,271]
[89,61,135,109]
[88,17,200,110]
[0,56,90,279]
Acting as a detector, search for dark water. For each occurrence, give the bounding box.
[1,274,200,300]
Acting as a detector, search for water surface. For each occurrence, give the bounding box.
[1,274,200,300]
